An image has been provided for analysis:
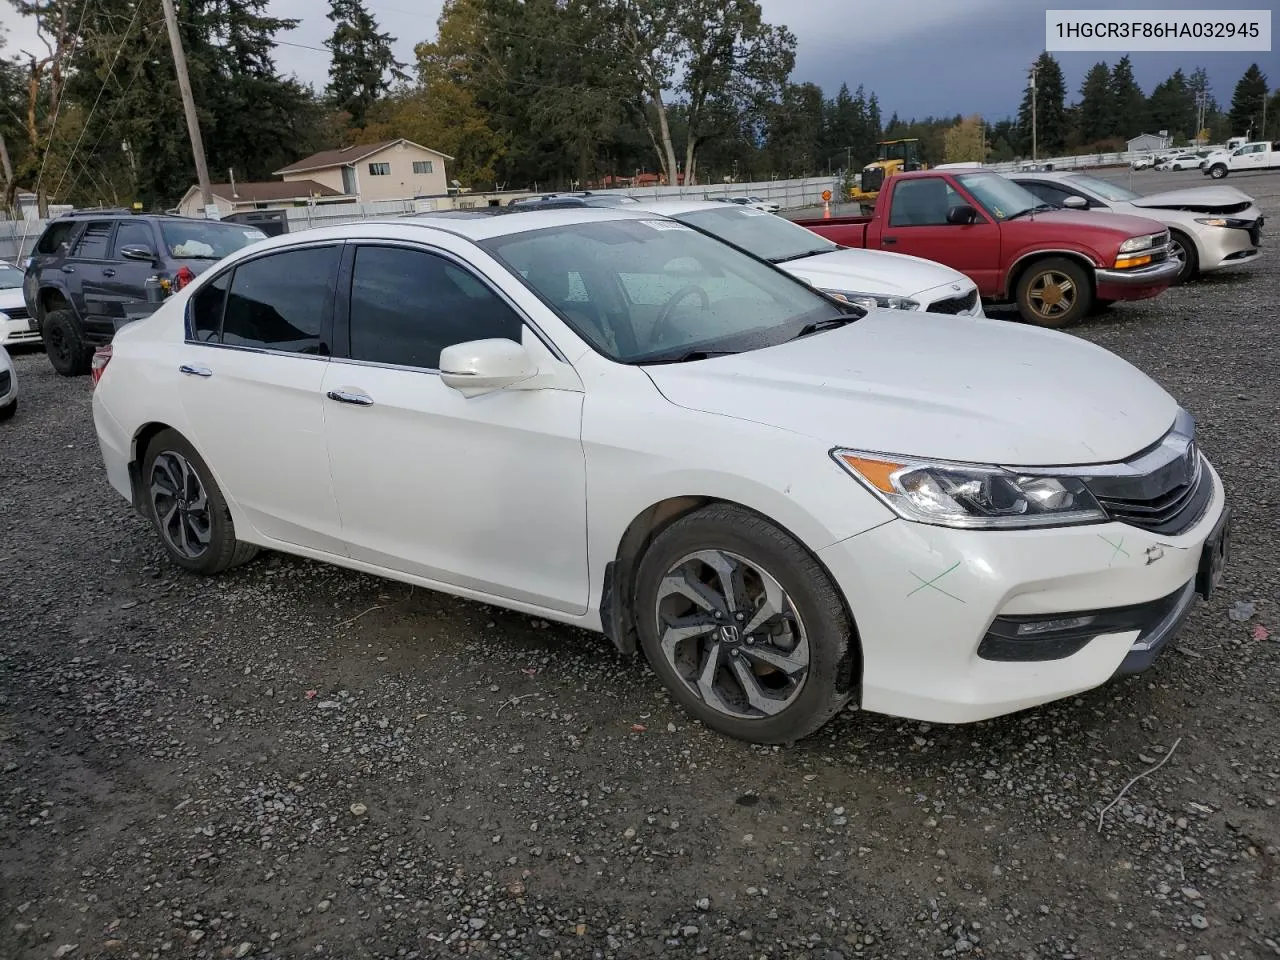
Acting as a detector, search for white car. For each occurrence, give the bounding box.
[1130,155,1154,171]
[727,196,780,214]
[1202,141,1280,179]
[91,208,1230,744]
[630,199,983,316]
[0,343,17,420]
[1155,154,1201,171]
[1010,171,1262,283]
[0,261,38,347]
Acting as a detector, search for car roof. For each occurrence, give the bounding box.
[1007,170,1090,183]
[260,207,665,248]
[626,198,736,216]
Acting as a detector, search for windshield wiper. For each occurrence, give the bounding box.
[633,349,739,366]
[789,314,860,340]
[1005,203,1058,220]
[769,248,834,264]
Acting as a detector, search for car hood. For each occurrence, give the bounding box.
[0,287,24,310]
[644,312,1177,466]
[1124,185,1258,215]
[1005,208,1168,240]
[782,248,973,298]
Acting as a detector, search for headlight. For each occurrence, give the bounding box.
[1119,234,1155,253]
[826,290,920,311]
[832,450,1107,529]
[1195,216,1251,228]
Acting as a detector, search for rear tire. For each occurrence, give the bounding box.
[633,504,856,745]
[1015,257,1092,328]
[43,309,92,376]
[140,429,259,575]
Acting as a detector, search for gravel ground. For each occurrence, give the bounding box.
[3,170,1279,960]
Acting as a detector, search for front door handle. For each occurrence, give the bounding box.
[881,236,898,245]
[327,389,374,406]
[101,268,116,277]
[179,364,212,377]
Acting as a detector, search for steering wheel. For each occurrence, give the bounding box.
[650,284,711,346]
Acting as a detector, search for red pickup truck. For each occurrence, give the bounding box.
[793,170,1180,327]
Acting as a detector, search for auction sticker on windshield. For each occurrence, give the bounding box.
[641,220,693,231]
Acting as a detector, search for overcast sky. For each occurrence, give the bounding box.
[2,0,1270,123]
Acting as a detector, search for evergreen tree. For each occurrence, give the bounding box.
[1227,63,1268,138]
[1015,52,1067,155]
[1148,68,1195,140]
[1076,61,1112,142]
[325,0,408,127]
[1108,55,1148,135]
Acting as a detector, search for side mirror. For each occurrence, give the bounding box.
[945,204,978,225]
[1062,195,1088,210]
[440,338,538,398]
[120,244,157,262]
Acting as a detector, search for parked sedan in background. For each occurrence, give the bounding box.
[1010,171,1262,283]
[727,196,781,213]
[1155,154,1201,171]
[0,261,38,347]
[92,208,1228,745]
[0,344,17,421]
[629,198,984,316]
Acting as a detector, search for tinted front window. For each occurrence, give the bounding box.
[72,221,114,259]
[113,220,155,257]
[480,218,846,364]
[888,179,967,226]
[673,206,836,263]
[161,221,267,260]
[221,246,339,353]
[348,245,523,369]
[1020,181,1079,207]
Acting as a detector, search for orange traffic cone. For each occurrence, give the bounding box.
[823,199,831,219]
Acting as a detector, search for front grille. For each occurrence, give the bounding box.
[0,370,10,396]
[1,305,28,322]
[927,289,978,315]
[1085,449,1211,536]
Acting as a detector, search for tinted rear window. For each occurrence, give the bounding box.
[36,221,78,255]
[160,221,268,260]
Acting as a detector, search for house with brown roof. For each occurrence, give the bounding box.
[175,179,346,218]
[273,139,453,202]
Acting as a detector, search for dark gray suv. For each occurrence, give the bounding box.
[23,212,267,376]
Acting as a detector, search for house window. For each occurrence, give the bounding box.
[341,167,357,193]
[368,162,391,176]
[412,160,434,175]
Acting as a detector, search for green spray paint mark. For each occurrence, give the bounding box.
[1099,534,1130,567]
[906,560,965,603]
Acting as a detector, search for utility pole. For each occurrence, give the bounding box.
[160,0,212,212]
[1029,64,1038,161]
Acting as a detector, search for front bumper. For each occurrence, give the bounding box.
[1193,215,1263,272]
[818,459,1226,724]
[1094,258,1180,301]
[0,313,41,346]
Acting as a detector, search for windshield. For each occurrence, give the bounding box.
[160,220,268,260]
[0,264,23,289]
[1066,174,1141,202]
[479,218,851,364]
[672,205,838,263]
[954,173,1046,220]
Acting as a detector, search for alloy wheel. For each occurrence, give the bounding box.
[150,450,212,559]
[1026,270,1076,321]
[653,549,809,721]
[1169,237,1187,273]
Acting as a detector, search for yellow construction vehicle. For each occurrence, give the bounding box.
[848,139,926,210]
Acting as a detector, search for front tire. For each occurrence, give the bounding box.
[43,309,92,377]
[1168,231,1198,284]
[1015,257,1092,328]
[633,504,856,744]
[1208,164,1228,180]
[141,429,259,575]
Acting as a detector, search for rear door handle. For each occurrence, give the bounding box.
[101,268,116,277]
[881,237,897,245]
[327,390,374,406]
[179,364,212,377]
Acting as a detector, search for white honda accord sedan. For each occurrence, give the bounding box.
[91,207,1229,744]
